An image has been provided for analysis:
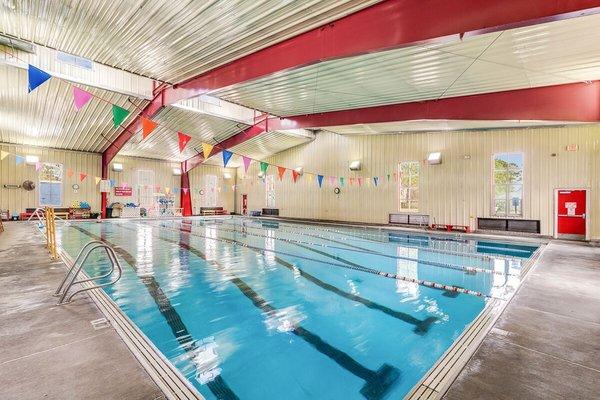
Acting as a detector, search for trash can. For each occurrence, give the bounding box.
[106,207,113,218]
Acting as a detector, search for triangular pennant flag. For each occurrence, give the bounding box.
[292,170,299,183]
[174,187,180,193]
[387,174,391,182]
[73,86,93,111]
[329,176,336,186]
[201,143,214,159]
[28,64,52,93]
[222,150,233,167]
[112,105,130,128]
[94,177,101,185]
[260,162,269,174]
[242,156,252,172]
[358,177,363,187]
[178,132,191,153]
[307,173,314,182]
[0,150,8,160]
[35,162,42,171]
[67,169,74,178]
[15,155,24,165]
[80,173,87,182]
[141,117,158,139]
[165,187,171,194]
[277,166,286,180]
[317,175,324,188]
[349,177,355,186]
[122,182,128,187]
[393,172,398,182]
[182,188,189,195]
[109,179,116,187]
[373,177,379,186]
[339,177,345,186]
[155,185,161,192]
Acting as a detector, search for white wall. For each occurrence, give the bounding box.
[236,125,600,239]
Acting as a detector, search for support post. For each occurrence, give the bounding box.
[180,162,192,217]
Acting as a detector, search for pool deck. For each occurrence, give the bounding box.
[443,240,600,400]
[0,222,164,400]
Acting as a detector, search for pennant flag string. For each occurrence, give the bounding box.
[277,166,286,180]
[178,132,192,153]
[73,86,93,111]
[141,117,158,139]
[112,105,130,128]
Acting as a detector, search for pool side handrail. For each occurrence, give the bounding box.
[55,240,123,305]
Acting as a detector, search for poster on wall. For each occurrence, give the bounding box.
[38,163,63,207]
[114,186,133,196]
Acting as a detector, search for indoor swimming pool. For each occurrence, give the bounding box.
[55,217,538,400]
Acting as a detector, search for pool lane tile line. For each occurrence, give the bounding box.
[154,221,493,299]
[129,222,402,400]
[148,221,438,334]
[201,221,513,277]
[71,225,239,400]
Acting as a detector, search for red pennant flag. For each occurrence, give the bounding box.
[349,177,355,186]
[67,169,74,178]
[277,166,286,180]
[79,173,87,182]
[178,132,192,153]
[142,117,158,140]
[292,170,299,182]
[358,178,363,186]
[155,185,161,192]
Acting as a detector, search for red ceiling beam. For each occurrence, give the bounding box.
[265,81,600,130]
[164,0,600,105]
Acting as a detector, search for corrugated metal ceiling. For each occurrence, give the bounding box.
[211,13,600,117]
[0,61,146,152]
[0,0,380,83]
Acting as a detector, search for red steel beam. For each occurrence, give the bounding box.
[164,0,600,105]
[265,81,600,130]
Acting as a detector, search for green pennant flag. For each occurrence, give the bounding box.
[260,162,269,174]
[112,105,130,128]
[387,174,391,182]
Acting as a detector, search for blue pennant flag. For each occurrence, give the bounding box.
[222,150,233,167]
[109,179,116,187]
[373,177,379,186]
[317,175,324,188]
[28,64,52,93]
[15,155,24,165]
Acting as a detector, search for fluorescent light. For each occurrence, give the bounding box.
[172,168,182,176]
[25,155,39,165]
[427,152,442,165]
[112,163,123,172]
[223,172,232,179]
[349,160,361,171]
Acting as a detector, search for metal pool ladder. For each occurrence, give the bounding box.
[54,240,123,305]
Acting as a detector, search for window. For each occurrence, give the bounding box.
[398,161,419,211]
[204,175,217,207]
[493,153,523,216]
[137,170,155,209]
[265,175,275,208]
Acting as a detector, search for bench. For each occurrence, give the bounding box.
[200,207,228,216]
[429,223,471,233]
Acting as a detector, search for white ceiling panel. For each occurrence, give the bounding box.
[0,0,380,83]
[210,14,600,117]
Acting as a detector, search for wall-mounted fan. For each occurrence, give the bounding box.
[22,180,35,191]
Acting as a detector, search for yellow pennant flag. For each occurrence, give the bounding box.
[94,177,101,185]
[0,150,9,160]
[165,187,171,194]
[307,173,314,182]
[201,143,214,159]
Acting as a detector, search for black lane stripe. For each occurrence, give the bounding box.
[134,222,401,400]
[71,225,239,400]
[161,221,437,334]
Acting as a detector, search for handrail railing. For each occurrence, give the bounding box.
[55,240,123,305]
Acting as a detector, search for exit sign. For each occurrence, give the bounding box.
[566,144,579,151]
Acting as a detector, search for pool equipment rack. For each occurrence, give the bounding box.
[45,207,58,260]
[54,240,123,304]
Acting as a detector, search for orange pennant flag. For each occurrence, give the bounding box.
[277,166,286,181]
[292,170,299,183]
[67,169,74,178]
[141,117,158,139]
[79,173,87,182]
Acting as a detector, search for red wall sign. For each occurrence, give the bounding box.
[114,186,133,196]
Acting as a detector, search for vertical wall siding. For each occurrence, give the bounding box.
[0,143,101,215]
[236,126,600,239]
[189,165,236,214]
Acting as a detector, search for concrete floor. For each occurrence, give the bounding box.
[444,241,600,400]
[0,222,164,400]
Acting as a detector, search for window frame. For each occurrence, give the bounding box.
[491,152,524,217]
[397,161,420,212]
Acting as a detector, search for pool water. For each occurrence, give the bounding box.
[56,217,537,400]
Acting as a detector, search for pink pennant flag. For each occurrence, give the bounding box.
[73,87,93,111]
[122,182,128,187]
[182,188,189,195]
[35,162,42,171]
[155,185,161,192]
[242,156,252,173]
[328,176,336,186]
[357,177,363,187]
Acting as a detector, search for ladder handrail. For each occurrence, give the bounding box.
[55,241,123,305]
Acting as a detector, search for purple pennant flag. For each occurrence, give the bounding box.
[242,156,252,172]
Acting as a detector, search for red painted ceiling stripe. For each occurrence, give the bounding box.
[165,0,600,104]
[265,81,600,130]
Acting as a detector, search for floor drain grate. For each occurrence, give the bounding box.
[90,318,110,330]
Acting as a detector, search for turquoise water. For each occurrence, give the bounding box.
[56,218,536,400]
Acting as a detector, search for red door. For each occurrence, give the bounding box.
[557,190,586,236]
[242,194,248,215]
